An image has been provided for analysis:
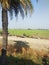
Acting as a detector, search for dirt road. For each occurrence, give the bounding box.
[0,36,49,50]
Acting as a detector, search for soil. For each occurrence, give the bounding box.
[0,36,49,51]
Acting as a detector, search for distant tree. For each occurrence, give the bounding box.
[28,28,32,30]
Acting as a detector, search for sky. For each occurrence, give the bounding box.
[0,0,49,29]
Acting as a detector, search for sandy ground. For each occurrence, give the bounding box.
[0,36,49,51]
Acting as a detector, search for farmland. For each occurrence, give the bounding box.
[9,29,49,38]
[0,29,49,39]
[0,29,49,65]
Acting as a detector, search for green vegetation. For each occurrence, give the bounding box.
[9,29,49,37]
[3,54,49,65]
[0,29,49,39]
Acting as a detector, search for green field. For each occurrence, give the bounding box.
[9,29,49,38]
[0,29,49,38]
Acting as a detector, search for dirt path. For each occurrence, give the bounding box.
[0,36,49,50]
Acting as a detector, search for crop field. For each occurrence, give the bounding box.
[0,29,49,38]
[9,29,49,38]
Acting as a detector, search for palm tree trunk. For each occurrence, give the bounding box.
[1,8,8,65]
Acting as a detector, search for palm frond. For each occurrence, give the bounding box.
[20,0,33,15]
[0,0,33,18]
[0,0,9,9]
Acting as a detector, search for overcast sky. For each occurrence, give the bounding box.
[0,0,49,29]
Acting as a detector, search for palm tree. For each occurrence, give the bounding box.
[0,0,33,50]
[0,0,33,65]
[0,0,38,65]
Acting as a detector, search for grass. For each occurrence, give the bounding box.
[0,46,49,65]
[8,29,49,38]
[0,29,49,38]
[0,40,49,65]
[0,55,49,65]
